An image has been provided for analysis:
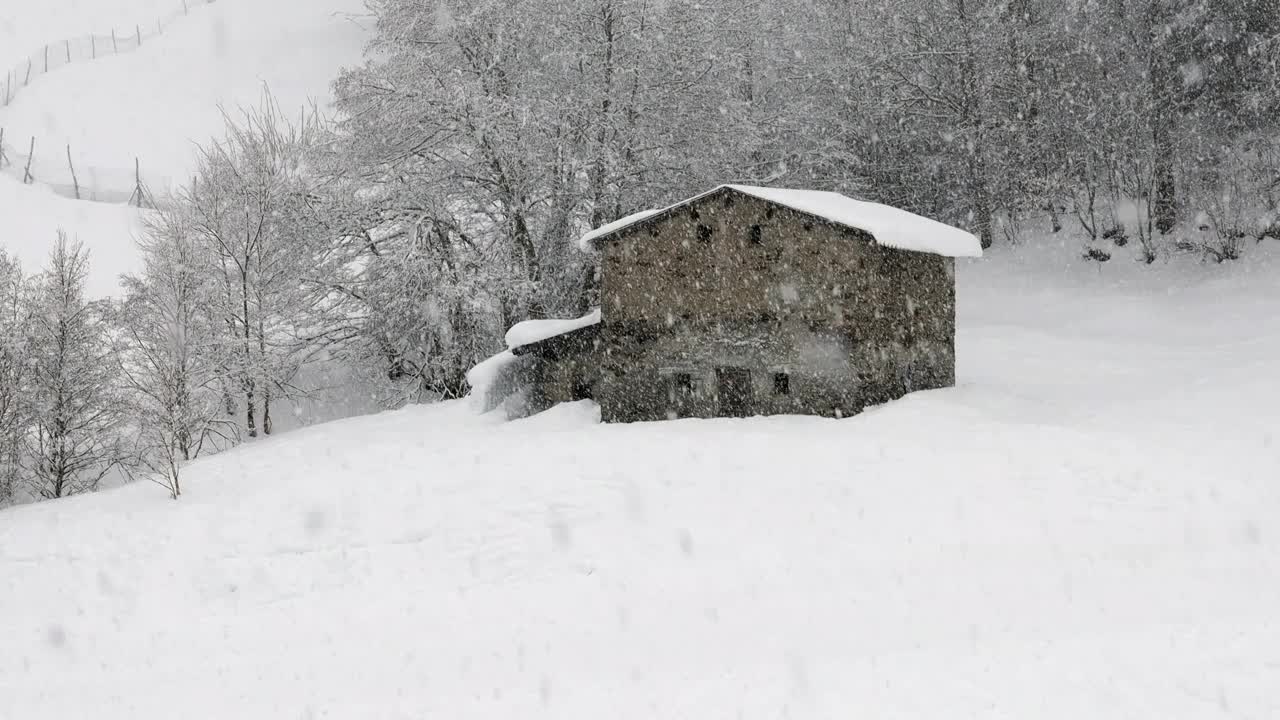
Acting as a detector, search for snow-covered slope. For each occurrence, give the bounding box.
[0,0,178,68]
[1,0,367,193]
[0,174,141,295]
[0,0,368,294]
[2,244,1279,718]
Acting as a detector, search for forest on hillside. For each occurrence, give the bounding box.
[2,0,1279,506]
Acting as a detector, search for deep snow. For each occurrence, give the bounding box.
[2,237,1279,719]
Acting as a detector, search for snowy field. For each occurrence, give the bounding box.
[2,239,1278,719]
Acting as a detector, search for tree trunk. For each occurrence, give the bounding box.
[1148,2,1178,235]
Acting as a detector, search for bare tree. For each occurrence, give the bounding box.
[0,250,31,506]
[185,96,323,438]
[25,232,124,499]
[117,205,234,499]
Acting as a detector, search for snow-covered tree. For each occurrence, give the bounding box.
[0,250,31,506]
[117,206,232,499]
[25,233,124,499]
[185,98,325,437]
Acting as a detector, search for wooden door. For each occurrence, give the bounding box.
[715,367,753,418]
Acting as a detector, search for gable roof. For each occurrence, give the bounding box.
[578,184,983,258]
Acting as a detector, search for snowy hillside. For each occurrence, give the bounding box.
[3,246,1278,719]
[1,0,367,189]
[0,174,141,296]
[0,0,368,294]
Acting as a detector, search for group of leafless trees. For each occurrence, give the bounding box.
[0,239,124,504]
[314,0,1280,380]
[0,103,324,506]
[5,0,1280,507]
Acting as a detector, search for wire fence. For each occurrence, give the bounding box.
[0,0,215,205]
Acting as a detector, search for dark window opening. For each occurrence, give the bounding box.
[749,225,763,245]
[773,372,791,396]
[697,224,714,242]
[766,206,776,220]
[803,222,814,232]
[671,372,694,395]
[690,208,701,221]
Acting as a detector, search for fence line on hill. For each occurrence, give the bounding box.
[0,0,214,204]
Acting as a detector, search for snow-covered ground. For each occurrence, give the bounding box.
[0,0,178,68]
[0,173,142,296]
[0,0,369,294]
[2,0,368,189]
[2,239,1278,719]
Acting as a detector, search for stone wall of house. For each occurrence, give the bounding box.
[595,188,955,423]
[530,354,598,408]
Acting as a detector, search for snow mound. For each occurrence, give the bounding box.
[578,184,983,257]
[465,348,517,398]
[505,308,602,350]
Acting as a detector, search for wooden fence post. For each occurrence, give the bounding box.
[130,158,151,208]
[23,137,35,184]
[65,39,71,64]
[43,45,49,73]
[66,145,80,200]
[136,25,142,47]
[24,60,32,85]
[112,29,118,54]
[92,35,97,59]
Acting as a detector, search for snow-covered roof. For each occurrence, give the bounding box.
[578,210,662,250]
[577,184,983,258]
[504,309,602,350]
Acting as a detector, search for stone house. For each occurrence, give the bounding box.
[475,184,982,422]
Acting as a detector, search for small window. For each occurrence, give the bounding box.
[697,224,714,242]
[672,372,694,395]
[749,225,763,245]
[772,372,791,396]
